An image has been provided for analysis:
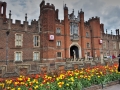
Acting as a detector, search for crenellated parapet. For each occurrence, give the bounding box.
[0,16,39,33]
[40,1,55,12]
[11,20,30,31]
[112,35,117,39]
[102,32,118,40]
[31,19,38,25]
[55,19,60,24]
[88,16,100,22]
[84,22,91,30]
[55,20,65,25]
[85,21,89,25]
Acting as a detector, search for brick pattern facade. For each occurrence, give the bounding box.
[0,1,120,65]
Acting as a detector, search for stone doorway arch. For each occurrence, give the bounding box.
[70,45,79,58]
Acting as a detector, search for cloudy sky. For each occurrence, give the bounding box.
[3,0,120,34]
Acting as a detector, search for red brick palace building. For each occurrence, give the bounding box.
[0,0,120,65]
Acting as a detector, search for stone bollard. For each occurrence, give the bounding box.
[100,52,104,64]
[85,52,87,61]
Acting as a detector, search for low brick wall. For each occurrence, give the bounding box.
[0,59,118,78]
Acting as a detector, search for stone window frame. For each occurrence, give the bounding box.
[70,22,79,35]
[103,52,106,56]
[33,51,40,61]
[86,42,90,48]
[56,28,61,34]
[56,52,62,58]
[14,51,23,62]
[56,41,61,46]
[119,42,120,49]
[113,42,116,49]
[15,33,23,47]
[87,52,90,56]
[33,35,40,47]
[86,32,89,37]
[103,41,106,49]
[114,51,117,57]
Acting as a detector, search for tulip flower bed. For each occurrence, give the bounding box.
[0,63,120,90]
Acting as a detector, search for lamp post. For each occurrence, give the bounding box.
[6,30,10,65]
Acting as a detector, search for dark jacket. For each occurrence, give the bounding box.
[117,54,120,72]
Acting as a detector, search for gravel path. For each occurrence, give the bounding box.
[98,84,120,90]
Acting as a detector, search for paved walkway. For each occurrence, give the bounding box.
[98,84,120,90]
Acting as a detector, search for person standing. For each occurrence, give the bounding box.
[117,54,120,72]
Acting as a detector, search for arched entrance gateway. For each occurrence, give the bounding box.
[70,45,79,58]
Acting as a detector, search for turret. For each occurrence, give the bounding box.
[88,16,101,57]
[79,9,85,57]
[40,0,55,15]
[64,4,68,20]
[80,9,84,22]
[40,1,55,31]
[64,4,69,58]
[80,9,84,35]
[39,0,56,61]
[0,1,7,22]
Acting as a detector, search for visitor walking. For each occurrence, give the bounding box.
[117,54,120,72]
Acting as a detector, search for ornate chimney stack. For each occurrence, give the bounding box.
[111,30,113,39]
[106,29,108,39]
[25,13,27,22]
[8,10,11,30]
[116,29,119,39]
[25,13,28,31]
[9,10,11,19]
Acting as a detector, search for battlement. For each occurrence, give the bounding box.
[102,32,118,40]
[85,21,89,25]
[84,23,91,31]
[40,0,45,7]
[55,19,60,23]
[88,16,100,21]
[40,1,55,11]
[31,19,38,24]
[0,1,6,4]
[55,19,64,25]
[0,17,39,32]
[15,20,21,24]
[113,35,117,39]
